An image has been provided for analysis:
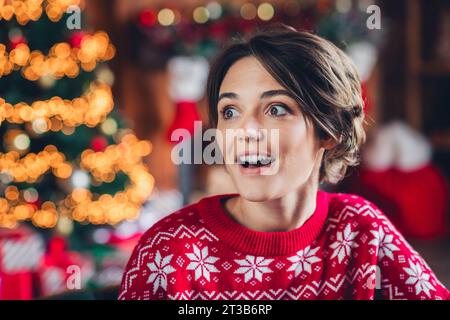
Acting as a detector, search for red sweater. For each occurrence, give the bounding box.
[119,192,450,300]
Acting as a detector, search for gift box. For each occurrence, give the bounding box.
[36,237,94,298]
[0,227,45,300]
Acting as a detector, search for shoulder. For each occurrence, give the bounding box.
[323,194,450,300]
[324,192,416,258]
[326,192,396,234]
[137,202,203,250]
[328,193,384,219]
[118,198,218,299]
[135,194,227,251]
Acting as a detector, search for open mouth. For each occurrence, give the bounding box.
[237,154,275,168]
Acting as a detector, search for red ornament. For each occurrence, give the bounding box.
[69,31,85,49]
[10,36,27,49]
[90,136,108,152]
[139,9,157,27]
[209,21,228,40]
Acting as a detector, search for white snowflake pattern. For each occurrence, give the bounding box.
[287,245,321,277]
[404,259,435,298]
[368,226,400,260]
[329,224,359,263]
[146,250,176,294]
[234,255,273,283]
[186,244,220,281]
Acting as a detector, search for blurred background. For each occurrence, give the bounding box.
[0,0,449,299]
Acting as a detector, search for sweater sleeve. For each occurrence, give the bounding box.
[118,227,173,300]
[118,204,199,300]
[118,240,147,300]
[373,215,450,300]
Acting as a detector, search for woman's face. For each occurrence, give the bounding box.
[216,56,325,201]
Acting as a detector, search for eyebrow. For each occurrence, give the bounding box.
[218,89,294,102]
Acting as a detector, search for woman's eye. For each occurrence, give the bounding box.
[222,107,239,120]
[268,104,289,117]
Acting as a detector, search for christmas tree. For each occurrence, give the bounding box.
[0,0,154,298]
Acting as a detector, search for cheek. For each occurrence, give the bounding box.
[215,126,233,161]
[214,127,225,155]
[279,123,318,168]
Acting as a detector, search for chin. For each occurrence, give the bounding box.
[226,164,292,201]
[235,181,282,202]
[238,190,273,202]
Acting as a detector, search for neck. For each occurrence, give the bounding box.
[226,177,320,233]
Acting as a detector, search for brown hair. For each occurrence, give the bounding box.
[206,25,366,184]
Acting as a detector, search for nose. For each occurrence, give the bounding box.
[240,118,265,142]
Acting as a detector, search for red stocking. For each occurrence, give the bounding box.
[166,101,200,144]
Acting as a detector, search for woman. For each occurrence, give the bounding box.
[119,26,449,300]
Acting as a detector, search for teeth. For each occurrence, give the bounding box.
[258,155,272,165]
[239,155,273,165]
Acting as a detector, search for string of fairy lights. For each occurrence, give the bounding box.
[0,0,155,229]
[0,31,116,79]
[0,83,114,127]
[0,134,154,228]
[0,0,82,25]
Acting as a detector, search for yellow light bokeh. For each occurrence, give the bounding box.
[101,117,118,135]
[193,6,209,24]
[257,3,275,21]
[158,8,175,26]
[5,185,19,201]
[240,3,257,20]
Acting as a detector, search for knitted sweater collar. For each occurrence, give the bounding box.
[197,191,330,257]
